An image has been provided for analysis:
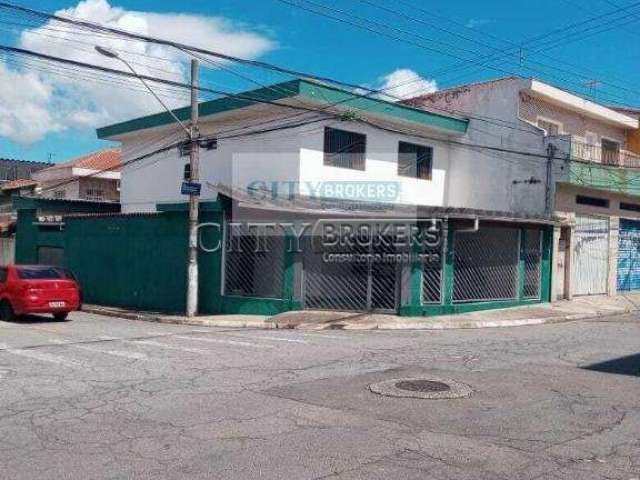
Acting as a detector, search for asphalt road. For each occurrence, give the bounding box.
[0,311,638,480]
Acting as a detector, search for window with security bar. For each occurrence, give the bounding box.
[523,229,542,299]
[323,127,366,171]
[398,141,433,180]
[224,223,285,299]
[453,226,520,302]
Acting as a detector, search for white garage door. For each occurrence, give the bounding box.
[573,216,609,296]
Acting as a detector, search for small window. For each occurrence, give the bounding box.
[620,202,640,212]
[323,127,366,171]
[537,118,561,136]
[398,142,433,180]
[576,195,609,208]
[53,190,66,199]
[601,138,620,166]
[183,163,191,181]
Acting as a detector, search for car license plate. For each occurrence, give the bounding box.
[49,301,66,308]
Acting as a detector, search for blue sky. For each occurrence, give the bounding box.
[1,0,639,163]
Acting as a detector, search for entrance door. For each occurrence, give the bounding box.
[303,239,398,312]
[617,219,640,291]
[573,216,609,296]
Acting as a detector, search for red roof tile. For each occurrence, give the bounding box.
[1,179,38,191]
[48,149,121,172]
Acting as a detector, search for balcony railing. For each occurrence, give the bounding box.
[570,138,640,168]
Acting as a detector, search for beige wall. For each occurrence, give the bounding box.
[555,183,640,220]
[520,93,627,146]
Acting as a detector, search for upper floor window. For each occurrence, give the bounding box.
[537,117,562,136]
[323,127,366,171]
[53,190,66,199]
[601,138,620,166]
[398,142,433,180]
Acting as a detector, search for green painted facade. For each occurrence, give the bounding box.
[14,198,552,317]
[398,225,553,316]
[568,160,640,196]
[97,79,469,140]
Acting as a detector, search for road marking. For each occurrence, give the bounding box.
[244,335,307,344]
[48,339,148,361]
[173,335,272,349]
[129,339,210,355]
[0,342,82,368]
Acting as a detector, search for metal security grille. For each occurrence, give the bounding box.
[453,226,520,302]
[422,244,443,304]
[302,238,398,312]
[224,224,284,299]
[303,241,369,311]
[523,229,543,299]
[573,216,609,296]
[617,219,640,291]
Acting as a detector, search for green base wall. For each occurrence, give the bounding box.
[14,197,554,318]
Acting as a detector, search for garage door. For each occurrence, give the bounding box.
[617,219,640,291]
[573,216,609,296]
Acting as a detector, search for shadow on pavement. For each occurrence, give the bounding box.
[4,314,63,324]
[583,353,640,377]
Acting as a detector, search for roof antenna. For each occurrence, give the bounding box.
[584,80,602,100]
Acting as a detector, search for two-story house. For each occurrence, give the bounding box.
[31,149,121,202]
[96,79,554,317]
[408,77,640,300]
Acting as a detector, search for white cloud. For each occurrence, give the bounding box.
[377,68,437,101]
[0,63,60,144]
[0,0,275,144]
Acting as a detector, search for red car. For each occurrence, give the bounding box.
[0,265,82,322]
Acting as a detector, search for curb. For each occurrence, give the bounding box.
[82,303,638,331]
[81,306,275,329]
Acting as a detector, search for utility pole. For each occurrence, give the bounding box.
[545,143,557,215]
[94,46,201,316]
[186,59,200,317]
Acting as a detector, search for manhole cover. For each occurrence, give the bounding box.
[395,380,451,393]
[370,377,472,399]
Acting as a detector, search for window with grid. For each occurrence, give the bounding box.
[53,190,66,199]
[323,127,366,170]
[398,141,433,180]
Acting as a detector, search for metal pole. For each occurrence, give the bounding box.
[186,59,200,317]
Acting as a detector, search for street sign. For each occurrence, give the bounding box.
[181,181,201,196]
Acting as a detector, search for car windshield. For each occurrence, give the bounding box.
[16,266,75,280]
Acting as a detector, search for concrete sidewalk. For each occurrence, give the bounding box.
[82,293,640,330]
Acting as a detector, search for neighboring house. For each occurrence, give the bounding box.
[93,78,554,317]
[408,77,640,300]
[32,149,121,202]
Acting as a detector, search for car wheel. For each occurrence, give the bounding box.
[0,301,15,322]
[53,312,69,322]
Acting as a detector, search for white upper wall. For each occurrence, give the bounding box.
[118,115,454,213]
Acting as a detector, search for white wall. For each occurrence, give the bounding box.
[118,117,453,213]
[413,78,552,215]
[298,120,450,207]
